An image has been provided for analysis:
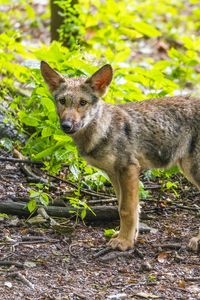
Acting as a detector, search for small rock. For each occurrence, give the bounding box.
[9,216,20,226]
[135,292,159,299]
[4,281,12,288]
[107,293,127,299]
[27,215,47,224]
[139,222,158,234]
[140,260,153,271]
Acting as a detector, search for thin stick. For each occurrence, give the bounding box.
[184,277,200,282]
[9,272,35,289]
[13,149,114,198]
[87,197,117,205]
[175,204,200,211]
[68,243,79,257]
[0,156,43,166]
[17,239,60,245]
[47,173,114,198]
[99,249,136,261]
[153,243,183,250]
[0,261,24,268]
[93,247,112,258]
[13,149,48,184]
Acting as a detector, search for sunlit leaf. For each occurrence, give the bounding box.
[27,199,37,213]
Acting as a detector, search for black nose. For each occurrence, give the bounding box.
[61,121,73,133]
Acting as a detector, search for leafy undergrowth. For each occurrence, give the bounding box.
[1,0,200,205]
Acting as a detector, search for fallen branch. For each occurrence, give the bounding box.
[0,199,154,222]
[94,247,144,261]
[21,236,51,241]
[8,272,35,289]
[17,239,60,245]
[98,249,136,261]
[93,247,112,258]
[175,204,200,211]
[0,200,119,221]
[0,199,153,222]
[184,277,200,282]
[153,243,183,250]
[0,156,43,166]
[13,149,48,184]
[0,261,24,268]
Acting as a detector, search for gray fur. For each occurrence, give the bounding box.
[41,61,200,252]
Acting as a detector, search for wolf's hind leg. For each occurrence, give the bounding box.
[179,156,200,251]
[188,229,200,252]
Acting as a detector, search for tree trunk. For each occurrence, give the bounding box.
[50,0,64,42]
[50,0,79,47]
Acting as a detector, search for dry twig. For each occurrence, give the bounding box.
[0,260,24,268]
[13,149,48,184]
[153,243,184,250]
[93,246,145,261]
[0,156,43,166]
[93,247,112,258]
[8,272,35,289]
[68,242,79,257]
[98,249,136,261]
[184,277,200,282]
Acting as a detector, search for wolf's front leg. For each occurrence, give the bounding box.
[108,165,140,251]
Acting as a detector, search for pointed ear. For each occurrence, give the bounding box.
[40,61,65,92]
[85,64,113,97]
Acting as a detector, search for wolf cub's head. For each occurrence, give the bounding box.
[40,62,113,135]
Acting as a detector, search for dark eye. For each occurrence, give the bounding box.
[80,99,87,106]
[59,98,65,105]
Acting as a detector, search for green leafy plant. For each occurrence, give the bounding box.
[68,197,96,222]
[55,0,83,49]
[0,213,9,218]
[147,274,157,283]
[27,184,50,213]
[139,181,150,200]
[1,0,200,217]
[104,228,117,238]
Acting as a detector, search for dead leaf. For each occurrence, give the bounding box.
[178,280,186,288]
[157,252,168,263]
[24,261,37,268]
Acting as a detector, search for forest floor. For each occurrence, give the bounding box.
[0,1,200,299]
[0,148,199,300]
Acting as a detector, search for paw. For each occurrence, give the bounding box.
[188,237,199,252]
[107,236,134,251]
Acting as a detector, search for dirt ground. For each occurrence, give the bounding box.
[1,1,199,299]
[0,149,199,300]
